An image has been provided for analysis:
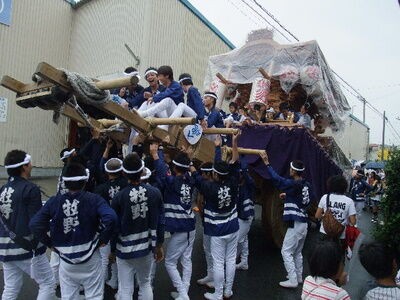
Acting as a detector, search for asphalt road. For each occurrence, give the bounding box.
[0,178,374,300]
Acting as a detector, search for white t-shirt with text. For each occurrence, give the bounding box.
[318,193,356,239]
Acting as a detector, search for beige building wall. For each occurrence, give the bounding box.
[0,0,73,168]
[69,0,231,87]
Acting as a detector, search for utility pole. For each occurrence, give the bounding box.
[381,110,386,161]
[362,98,366,123]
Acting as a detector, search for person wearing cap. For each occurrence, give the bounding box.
[235,160,256,271]
[260,152,313,288]
[191,131,240,300]
[0,150,56,300]
[130,67,166,110]
[203,91,224,130]
[57,148,77,195]
[349,169,372,218]
[150,144,196,300]
[123,66,144,109]
[29,162,117,299]
[111,153,164,300]
[167,73,206,127]
[94,157,128,289]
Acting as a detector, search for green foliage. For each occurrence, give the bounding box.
[374,149,400,256]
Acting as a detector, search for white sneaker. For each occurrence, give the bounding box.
[223,290,233,299]
[204,292,221,300]
[197,276,214,288]
[175,294,189,300]
[286,275,303,284]
[236,262,249,270]
[279,279,298,288]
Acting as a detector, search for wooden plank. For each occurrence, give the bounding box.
[61,105,103,129]
[36,61,139,92]
[1,75,26,93]
[35,62,71,91]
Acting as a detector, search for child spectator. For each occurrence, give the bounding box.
[302,241,350,299]
[359,241,400,299]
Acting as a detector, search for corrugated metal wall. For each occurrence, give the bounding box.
[0,0,231,168]
[0,0,73,168]
[69,0,231,87]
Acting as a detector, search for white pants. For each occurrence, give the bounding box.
[2,253,55,300]
[165,230,196,295]
[59,250,104,300]
[117,253,153,300]
[50,251,60,285]
[203,233,213,279]
[169,102,197,119]
[281,221,307,282]
[354,201,364,217]
[237,217,253,264]
[139,98,176,131]
[128,101,169,150]
[210,231,239,299]
[99,243,111,282]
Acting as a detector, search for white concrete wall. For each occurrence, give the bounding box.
[331,115,370,161]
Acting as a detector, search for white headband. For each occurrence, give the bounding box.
[179,77,192,83]
[123,160,145,174]
[123,71,141,80]
[172,160,190,169]
[140,167,152,180]
[204,93,218,100]
[63,168,90,182]
[200,167,213,172]
[290,162,305,172]
[60,148,76,161]
[144,70,158,77]
[105,158,123,173]
[5,154,31,169]
[212,167,229,176]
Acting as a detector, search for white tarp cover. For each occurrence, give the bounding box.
[204,33,351,131]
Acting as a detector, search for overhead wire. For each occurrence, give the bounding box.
[239,0,292,42]
[234,0,399,143]
[227,0,264,27]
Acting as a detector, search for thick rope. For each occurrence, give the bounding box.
[62,69,111,105]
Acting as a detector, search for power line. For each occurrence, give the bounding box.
[251,0,299,41]
[227,0,264,28]
[239,0,292,42]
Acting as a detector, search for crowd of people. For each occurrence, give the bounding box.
[0,65,399,300]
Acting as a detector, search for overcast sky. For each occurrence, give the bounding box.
[189,0,400,145]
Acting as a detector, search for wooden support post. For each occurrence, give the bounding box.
[259,67,271,80]
[147,117,196,126]
[216,73,230,84]
[61,105,103,129]
[224,146,265,156]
